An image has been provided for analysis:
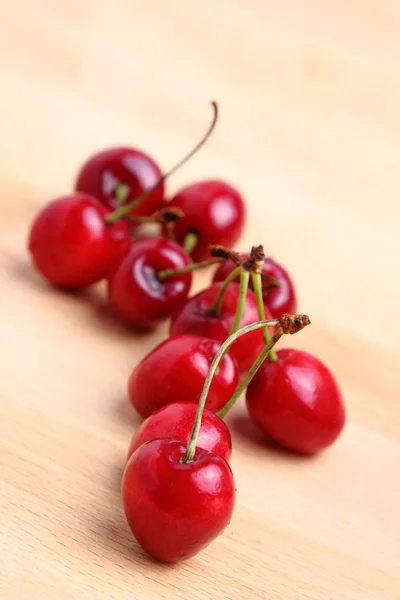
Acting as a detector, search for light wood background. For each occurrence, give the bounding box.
[1,1,399,599]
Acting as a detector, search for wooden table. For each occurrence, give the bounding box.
[1,1,399,598]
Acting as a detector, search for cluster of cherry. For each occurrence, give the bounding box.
[28,103,345,563]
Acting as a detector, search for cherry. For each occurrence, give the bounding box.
[127,401,232,462]
[128,334,239,417]
[246,348,345,454]
[122,439,235,562]
[108,237,192,328]
[213,254,297,318]
[169,180,246,261]
[75,147,164,218]
[170,282,274,373]
[28,193,130,288]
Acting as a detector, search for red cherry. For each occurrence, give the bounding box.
[28,194,130,288]
[127,401,232,462]
[169,180,246,261]
[170,282,273,373]
[108,237,192,328]
[246,349,345,453]
[213,254,297,318]
[75,147,164,218]
[122,438,235,562]
[128,334,239,417]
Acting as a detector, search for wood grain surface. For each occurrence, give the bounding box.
[1,1,399,599]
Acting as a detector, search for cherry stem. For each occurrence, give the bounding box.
[229,267,249,335]
[185,317,280,462]
[217,327,284,419]
[251,270,277,362]
[183,232,198,254]
[157,257,224,280]
[207,265,241,316]
[115,183,129,206]
[105,102,219,225]
[184,313,311,461]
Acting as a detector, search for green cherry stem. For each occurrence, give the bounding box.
[183,232,198,254]
[115,183,129,206]
[251,270,277,362]
[207,265,241,316]
[185,317,278,461]
[157,257,224,280]
[105,102,219,225]
[184,313,311,461]
[217,327,284,419]
[229,268,249,335]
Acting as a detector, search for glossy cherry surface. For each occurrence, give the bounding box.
[169,180,246,261]
[122,438,235,562]
[213,254,297,318]
[170,282,273,373]
[127,401,232,462]
[28,194,130,288]
[108,237,192,328]
[128,334,239,417]
[75,147,164,217]
[246,348,345,453]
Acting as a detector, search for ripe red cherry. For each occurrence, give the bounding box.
[170,282,273,373]
[122,438,235,562]
[108,237,192,328]
[127,401,232,462]
[246,349,345,454]
[128,334,239,418]
[75,147,164,217]
[213,254,297,318]
[28,194,130,288]
[169,180,246,261]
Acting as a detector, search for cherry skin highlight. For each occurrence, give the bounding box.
[170,282,273,373]
[128,334,239,418]
[75,147,164,218]
[122,439,235,562]
[108,237,192,328]
[127,401,232,462]
[213,254,297,318]
[246,348,345,454]
[28,194,130,288]
[169,180,246,261]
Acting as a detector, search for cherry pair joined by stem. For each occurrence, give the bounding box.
[128,334,239,416]
[168,180,246,261]
[28,194,130,288]
[121,316,305,563]
[213,253,297,318]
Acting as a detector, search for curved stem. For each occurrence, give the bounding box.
[229,268,249,335]
[183,232,198,254]
[217,327,284,419]
[105,102,218,224]
[157,257,223,280]
[207,265,241,316]
[251,270,277,362]
[184,317,280,461]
